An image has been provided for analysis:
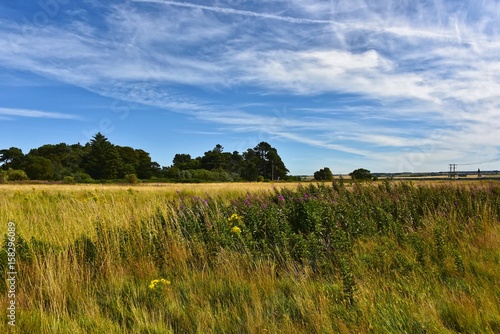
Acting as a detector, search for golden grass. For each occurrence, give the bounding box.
[0,181,303,195]
[0,181,499,333]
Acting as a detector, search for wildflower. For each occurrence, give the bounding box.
[228,213,243,224]
[278,195,285,202]
[231,226,242,234]
[228,213,240,221]
[244,199,251,205]
[149,278,171,290]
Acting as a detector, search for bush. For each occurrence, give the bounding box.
[74,172,94,183]
[7,169,29,181]
[63,176,76,184]
[0,170,7,184]
[124,174,139,184]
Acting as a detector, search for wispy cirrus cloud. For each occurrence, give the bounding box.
[0,107,81,120]
[130,0,335,24]
[0,0,499,172]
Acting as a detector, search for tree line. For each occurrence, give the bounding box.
[0,133,292,183]
[166,142,290,182]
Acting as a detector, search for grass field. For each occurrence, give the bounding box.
[1,180,499,333]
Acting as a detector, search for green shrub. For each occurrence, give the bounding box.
[124,173,139,184]
[63,176,76,184]
[0,170,7,183]
[6,169,29,181]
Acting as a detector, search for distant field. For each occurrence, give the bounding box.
[0,181,302,195]
[1,180,499,333]
[394,175,500,180]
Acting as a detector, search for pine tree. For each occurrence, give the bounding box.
[84,133,122,180]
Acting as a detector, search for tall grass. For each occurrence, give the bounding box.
[1,181,499,333]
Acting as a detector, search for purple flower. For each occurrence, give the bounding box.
[261,203,268,209]
[278,195,285,202]
[245,199,250,206]
[304,193,309,199]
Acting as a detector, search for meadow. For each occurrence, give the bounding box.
[0,180,499,333]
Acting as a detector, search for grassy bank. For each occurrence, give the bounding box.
[1,181,499,333]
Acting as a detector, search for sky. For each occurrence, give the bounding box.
[1,0,499,175]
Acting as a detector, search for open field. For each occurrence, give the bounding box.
[0,182,303,196]
[1,180,499,333]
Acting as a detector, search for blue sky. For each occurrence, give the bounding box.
[1,0,499,175]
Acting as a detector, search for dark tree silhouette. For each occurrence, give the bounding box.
[314,167,333,181]
[83,133,122,180]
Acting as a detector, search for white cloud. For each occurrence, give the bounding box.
[0,1,499,172]
[131,0,333,24]
[232,48,437,101]
[0,108,81,120]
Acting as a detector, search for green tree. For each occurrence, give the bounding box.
[242,149,260,181]
[252,142,288,180]
[349,168,372,180]
[227,151,244,175]
[167,141,288,182]
[135,149,159,179]
[83,133,123,180]
[314,167,333,181]
[27,143,87,180]
[201,144,232,171]
[24,156,54,180]
[122,163,136,176]
[164,166,180,179]
[117,146,139,175]
[172,154,201,170]
[0,147,24,170]
[173,153,191,166]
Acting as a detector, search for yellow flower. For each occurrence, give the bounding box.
[149,278,171,290]
[231,226,242,234]
[228,213,243,224]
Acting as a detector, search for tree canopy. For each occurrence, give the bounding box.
[0,134,290,182]
[314,167,333,181]
[165,142,289,182]
[349,168,373,180]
